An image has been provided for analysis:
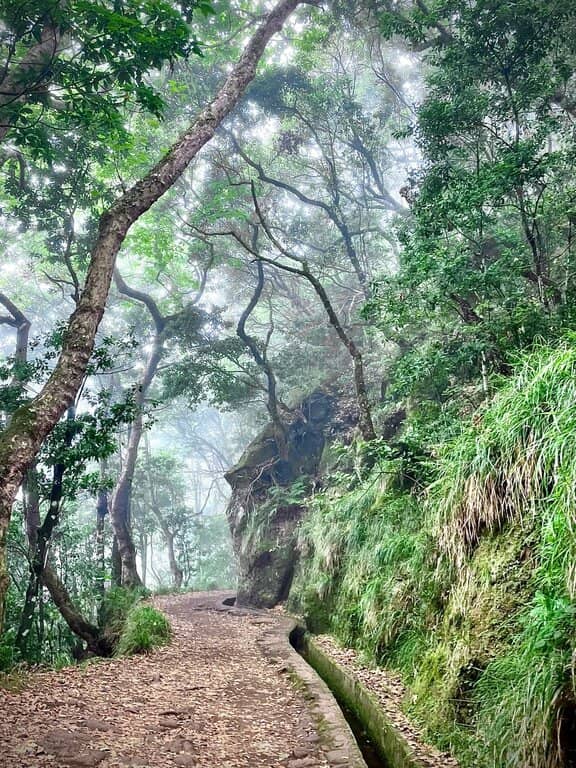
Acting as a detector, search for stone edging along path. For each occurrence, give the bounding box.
[298,634,459,768]
[215,598,367,768]
[218,597,458,768]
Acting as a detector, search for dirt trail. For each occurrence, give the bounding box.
[0,592,330,768]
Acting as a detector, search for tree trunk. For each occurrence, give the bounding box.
[42,564,112,656]
[141,435,185,589]
[140,531,148,587]
[0,0,308,629]
[19,467,41,657]
[165,530,183,589]
[111,536,122,587]
[249,190,377,443]
[22,468,40,546]
[16,408,76,657]
[237,257,287,457]
[0,21,63,143]
[149,537,162,586]
[109,333,163,588]
[95,462,108,598]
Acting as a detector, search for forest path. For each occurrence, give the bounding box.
[0,591,329,768]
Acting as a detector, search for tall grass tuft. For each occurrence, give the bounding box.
[98,586,149,647]
[116,604,171,656]
[430,341,576,569]
[426,341,576,765]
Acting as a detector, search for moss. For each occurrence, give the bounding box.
[98,586,149,647]
[296,502,543,765]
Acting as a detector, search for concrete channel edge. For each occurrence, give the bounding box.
[219,595,436,768]
[218,598,367,768]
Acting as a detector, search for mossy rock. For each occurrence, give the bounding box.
[226,389,339,608]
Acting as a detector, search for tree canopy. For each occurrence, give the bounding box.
[2,3,576,766]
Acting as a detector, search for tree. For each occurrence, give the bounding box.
[109,269,214,587]
[365,0,576,403]
[0,0,210,151]
[0,0,316,631]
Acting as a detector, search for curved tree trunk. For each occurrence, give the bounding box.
[109,414,145,589]
[42,564,112,657]
[237,256,288,457]
[0,0,309,629]
[249,187,377,443]
[16,407,76,657]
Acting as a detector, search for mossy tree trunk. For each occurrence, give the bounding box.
[42,564,112,657]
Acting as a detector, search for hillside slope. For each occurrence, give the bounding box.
[288,341,576,768]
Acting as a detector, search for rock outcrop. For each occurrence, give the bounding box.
[225,390,337,608]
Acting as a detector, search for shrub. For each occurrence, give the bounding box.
[98,586,148,646]
[116,604,171,656]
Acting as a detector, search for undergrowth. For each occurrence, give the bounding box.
[116,604,171,656]
[291,340,576,768]
[98,586,149,647]
[99,586,171,656]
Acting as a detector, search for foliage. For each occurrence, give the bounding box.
[184,515,236,591]
[115,603,171,656]
[161,337,260,409]
[98,586,148,646]
[3,10,576,768]
[291,459,438,653]
[5,506,103,666]
[430,338,576,568]
[425,339,576,767]
[0,333,137,498]
[368,0,576,404]
[293,339,576,768]
[0,0,213,159]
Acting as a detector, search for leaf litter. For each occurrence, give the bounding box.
[0,592,328,768]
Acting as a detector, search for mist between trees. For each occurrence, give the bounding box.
[1,2,576,766]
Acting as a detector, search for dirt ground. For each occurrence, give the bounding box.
[0,592,329,768]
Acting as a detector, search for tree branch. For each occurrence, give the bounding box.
[0,0,310,627]
[114,270,165,333]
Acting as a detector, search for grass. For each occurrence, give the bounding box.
[116,604,171,656]
[291,339,576,768]
[429,341,576,567]
[292,466,439,660]
[426,341,576,765]
[153,584,188,596]
[0,666,29,692]
[98,585,149,647]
